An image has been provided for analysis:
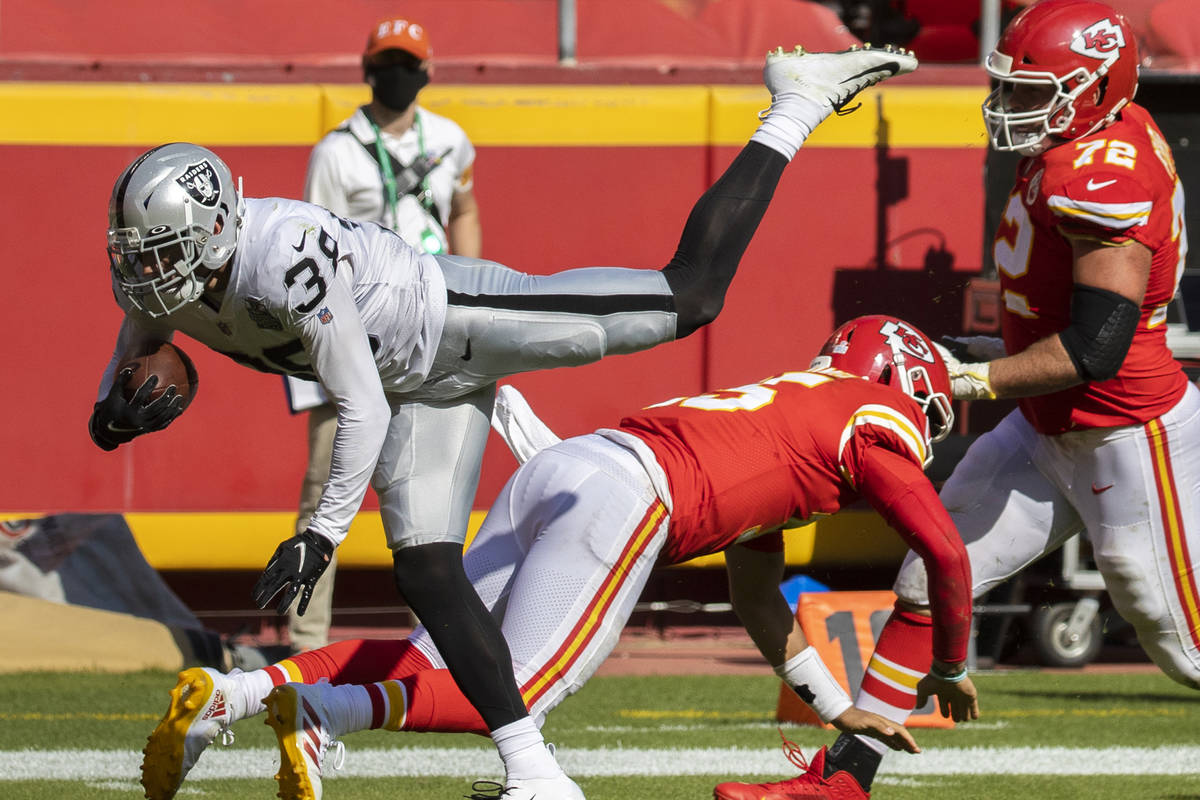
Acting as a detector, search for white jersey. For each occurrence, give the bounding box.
[304,105,475,254]
[290,105,474,413]
[100,196,448,544]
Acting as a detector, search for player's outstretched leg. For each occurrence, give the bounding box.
[661,44,917,339]
[265,683,346,800]
[140,667,240,800]
[753,44,918,160]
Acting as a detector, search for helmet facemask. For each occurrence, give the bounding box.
[897,356,954,446]
[107,218,216,317]
[983,65,1080,155]
[983,57,1120,155]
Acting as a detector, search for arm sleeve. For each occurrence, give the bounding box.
[858,446,972,663]
[283,240,391,547]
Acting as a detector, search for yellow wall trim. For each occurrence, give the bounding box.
[0,83,987,148]
[0,509,905,571]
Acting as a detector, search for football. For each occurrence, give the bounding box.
[116,340,199,409]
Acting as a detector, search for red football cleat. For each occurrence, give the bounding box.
[713,732,869,800]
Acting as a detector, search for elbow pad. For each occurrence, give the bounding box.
[1057,284,1140,382]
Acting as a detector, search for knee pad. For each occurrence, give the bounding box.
[891,551,932,608]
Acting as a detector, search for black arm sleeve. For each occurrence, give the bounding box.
[1057,283,1140,382]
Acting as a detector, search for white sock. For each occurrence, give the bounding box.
[320,683,374,735]
[492,717,560,781]
[750,94,834,161]
[228,669,275,720]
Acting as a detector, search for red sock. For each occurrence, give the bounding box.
[266,638,433,686]
[854,606,933,724]
[398,669,490,735]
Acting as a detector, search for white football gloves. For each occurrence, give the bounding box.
[935,336,1005,401]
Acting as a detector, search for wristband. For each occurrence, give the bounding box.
[775,646,853,723]
[930,662,968,683]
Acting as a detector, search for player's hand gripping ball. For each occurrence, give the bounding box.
[89,341,200,451]
[116,340,199,409]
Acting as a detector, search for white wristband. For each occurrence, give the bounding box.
[774,646,853,724]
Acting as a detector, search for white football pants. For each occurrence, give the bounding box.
[407,433,672,723]
[372,257,676,550]
[894,382,1200,689]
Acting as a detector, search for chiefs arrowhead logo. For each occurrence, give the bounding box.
[880,319,934,365]
[1072,18,1126,60]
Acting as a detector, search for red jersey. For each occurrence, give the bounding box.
[993,102,1189,434]
[617,370,931,564]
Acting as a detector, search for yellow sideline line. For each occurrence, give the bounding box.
[0,83,987,147]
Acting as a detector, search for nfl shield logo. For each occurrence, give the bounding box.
[176,160,221,207]
[318,307,334,324]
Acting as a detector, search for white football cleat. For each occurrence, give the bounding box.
[140,666,239,800]
[505,773,587,799]
[764,44,918,113]
[467,773,586,799]
[265,683,346,800]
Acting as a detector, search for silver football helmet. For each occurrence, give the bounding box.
[107,143,243,317]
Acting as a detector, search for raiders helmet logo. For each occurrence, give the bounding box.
[176,160,221,207]
[880,319,934,364]
[1071,18,1126,61]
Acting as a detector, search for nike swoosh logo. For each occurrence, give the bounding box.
[292,229,308,252]
[1092,483,1114,494]
[1086,178,1118,191]
[839,62,901,84]
[106,422,141,433]
[460,338,472,361]
[293,540,307,566]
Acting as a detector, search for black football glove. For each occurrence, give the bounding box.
[88,366,185,451]
[252,529,336,616]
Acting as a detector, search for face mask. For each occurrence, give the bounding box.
[366,63,430,112]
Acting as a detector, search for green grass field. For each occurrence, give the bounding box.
[0,669,1198,800]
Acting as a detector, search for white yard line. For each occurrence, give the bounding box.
[1,745,1198,780]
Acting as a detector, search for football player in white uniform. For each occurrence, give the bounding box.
[284,15,484,653]
[107,44,919,800]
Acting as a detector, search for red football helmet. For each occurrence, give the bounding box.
[982,0,1139,155]
[810,315,954,446]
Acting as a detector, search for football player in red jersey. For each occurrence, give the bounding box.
[736,3,1200,799]
[143,316,974,800]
